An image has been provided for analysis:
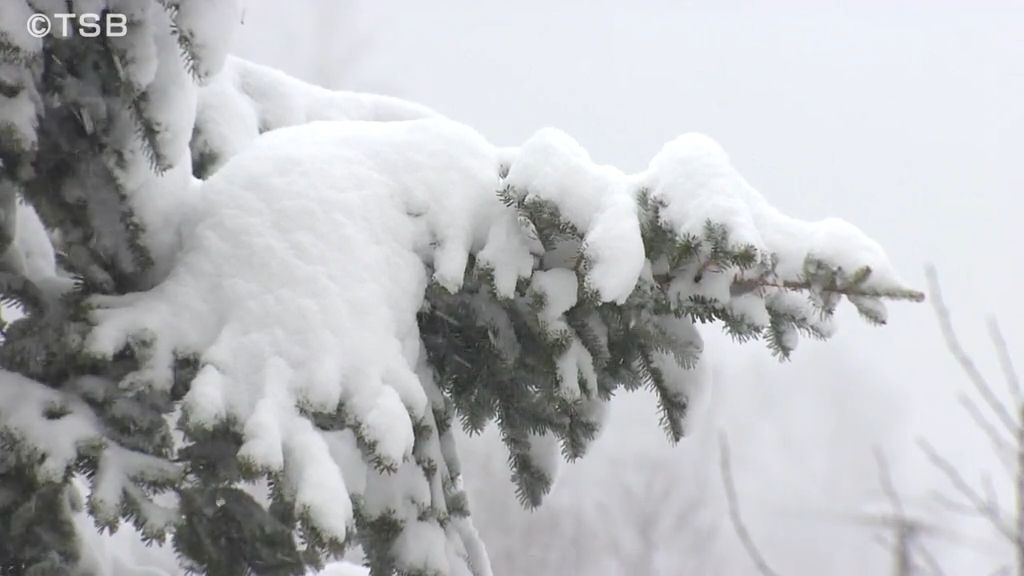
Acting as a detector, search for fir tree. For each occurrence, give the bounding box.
[0,2,924,575]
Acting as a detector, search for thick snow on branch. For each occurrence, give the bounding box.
[0,370,98,481]
[85,115,918,573]
[191,57,437,177]
[0,370,180,538]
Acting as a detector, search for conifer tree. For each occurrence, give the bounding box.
[0,2,923,575]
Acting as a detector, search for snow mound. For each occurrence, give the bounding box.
[192,57,437,177]
[88,118,505,543]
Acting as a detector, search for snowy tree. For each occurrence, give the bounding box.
[0,2,923,575]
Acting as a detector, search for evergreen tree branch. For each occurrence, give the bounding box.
[731,274,925,302]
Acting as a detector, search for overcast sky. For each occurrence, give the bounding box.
[235,2,1023,572]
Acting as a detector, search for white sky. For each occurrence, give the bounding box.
[235,2,1023,572]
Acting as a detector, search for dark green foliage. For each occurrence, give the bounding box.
[354,505,403,576]
[421,186,716,507]
[0,434,81,575]
[174,486,305,576]
[0,5,212,574]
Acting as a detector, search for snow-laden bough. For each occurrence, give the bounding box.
[82,115,921,575]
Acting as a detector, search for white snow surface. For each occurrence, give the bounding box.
[0,1,41,54]
[644,133,902,290]
[526,431,562,487]
[169,0,242,81]
[193,57,437,176]
[88,118,507,542]
[316,563,370,576]
[506,129,645,304]
[0,370,98,482]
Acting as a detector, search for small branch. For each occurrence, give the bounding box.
[918,438,1016,543]
[925,266,1018,438]
[731,275,925,302]
[874,447,906,518]
[719,433,784,576]
[1015,403,1024,576]
[874,448,912,576]
[931,490,985,517]
[913,541,947,576]
[958,393,1016,475]
[988,318,1021,405]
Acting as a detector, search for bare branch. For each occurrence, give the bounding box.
[918,438,1016,543]
[958,393,1016,475]
[719,433,784,576]
[874,447,913,576]
[925,266,1018,437]
[874,447,906,518]
[929,490,981,517]
[989,318,1021,405]
[1015,403,1024,576]
[981,472,1002,513]
[913,541,947,576]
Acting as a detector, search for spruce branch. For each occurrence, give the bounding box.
[731,273,925,303]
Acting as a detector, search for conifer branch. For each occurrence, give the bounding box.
[731,274,925,302]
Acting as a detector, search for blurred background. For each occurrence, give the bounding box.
[231,1,1023,573]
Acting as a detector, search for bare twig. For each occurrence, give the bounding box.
[989,318,1021,405]
[931,490,985,517]
[874,447,914,576]
[875,448,907,518]
[914,541,947,576]
[719,433,784,576]
[925,266,1018,438]
[958,393,1016,474]
[918,438,1016,543]
[981,472,1002,513]
[1015,403,1024,576]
